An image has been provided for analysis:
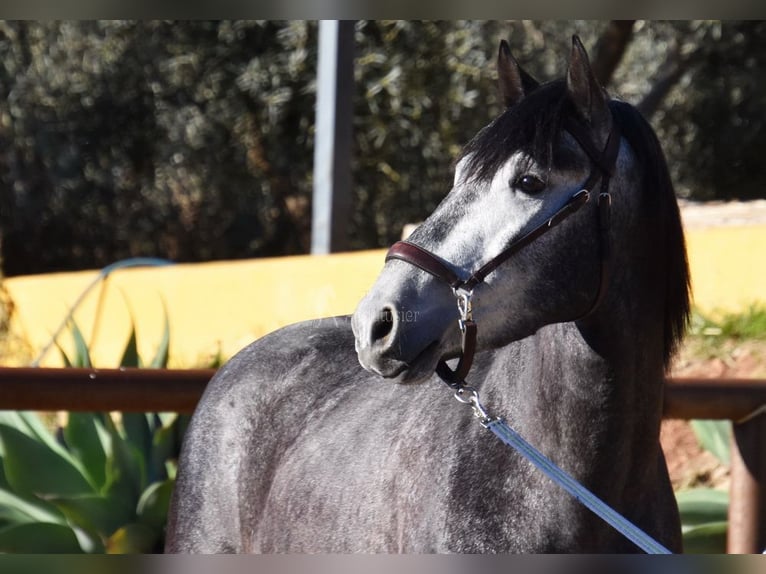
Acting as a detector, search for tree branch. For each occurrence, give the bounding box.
[591,20,636,88]
[637,45,702,119]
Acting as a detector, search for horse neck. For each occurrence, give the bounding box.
[491,244,668,485]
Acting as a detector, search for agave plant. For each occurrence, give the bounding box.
[0,312,189,553]
[675,419,731,554]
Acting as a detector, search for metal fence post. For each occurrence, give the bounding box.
[311,20,355,255]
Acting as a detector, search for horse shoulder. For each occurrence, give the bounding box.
[166,316,357,552]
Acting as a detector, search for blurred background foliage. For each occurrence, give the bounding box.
[0,20,764,276]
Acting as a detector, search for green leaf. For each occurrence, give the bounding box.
[0,522,84,553]
[120,325,140,368]
[150,423,177,483]
[56,339,74,368]
[102,417,145,504]
[71,525,106,553]
[0,486,66,525]
[0,424,96,498]
[136,479,174,530]
[175,414,192,443]
[150,301,171,368]
[690,420,732,465]
[157,412,178,428]
[677,488,729,554]
[106,523,158,554]
[120,413,153,471]
[47,493,127,538]
[64,414,110,490]
[682,521,728,554]
[165,460,177,481]
[0,447,66,527]
[676,488,729,528]
[0,411,72,459]
[67,319,92,368]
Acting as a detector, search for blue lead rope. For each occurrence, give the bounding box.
[486,417,673,554]
[452,387,672,554]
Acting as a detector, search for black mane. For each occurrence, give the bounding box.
[611,99,691,366]
[460,79,691,367]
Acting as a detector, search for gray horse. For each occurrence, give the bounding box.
[166,37,689,553]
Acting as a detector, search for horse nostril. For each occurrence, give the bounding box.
[370,307,395,343]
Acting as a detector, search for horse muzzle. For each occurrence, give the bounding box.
[351,295,452,383]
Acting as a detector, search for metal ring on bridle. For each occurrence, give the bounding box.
[453,386,491,424]
[454,288,473,331]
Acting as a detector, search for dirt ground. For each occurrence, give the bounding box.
[660,199,766,491]
[678,198,766,230]
[662,342,766,491]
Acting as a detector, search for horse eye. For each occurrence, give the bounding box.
[513,174,546,194]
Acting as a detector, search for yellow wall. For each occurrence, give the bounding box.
[685,226,766,317]
[4,226,765,368]
[4,250,387,367]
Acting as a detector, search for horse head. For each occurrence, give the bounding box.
[352,36,689,385]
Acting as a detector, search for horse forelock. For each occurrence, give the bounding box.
[458,79,569,184]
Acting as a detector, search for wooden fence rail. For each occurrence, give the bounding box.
[0,367,211,413]
[0,366,763,553]
[1,367,764,418]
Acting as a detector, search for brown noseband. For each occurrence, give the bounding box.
[385,116,621,388]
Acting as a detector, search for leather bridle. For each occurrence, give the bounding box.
[385,115,621,388]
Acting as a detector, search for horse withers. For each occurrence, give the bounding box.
[166,36,690,553]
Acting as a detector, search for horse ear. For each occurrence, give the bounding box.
[497,40,539,107]
[566,36,611,134]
